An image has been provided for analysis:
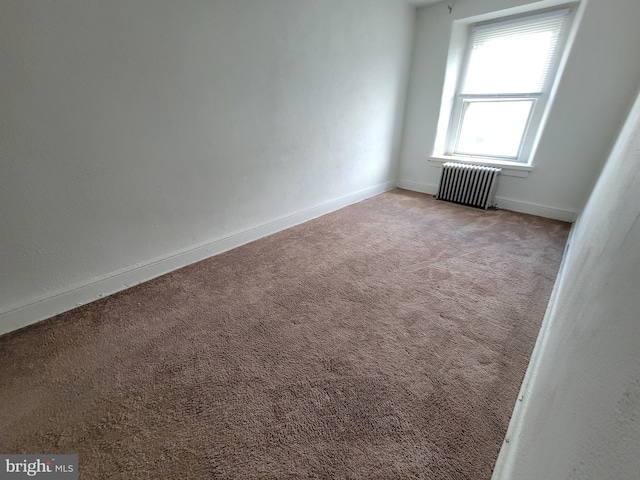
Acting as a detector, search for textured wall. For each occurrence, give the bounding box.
[495,85,640,479]
[0,0,415,323]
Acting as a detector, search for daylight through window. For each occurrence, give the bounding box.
[446,9,571,162]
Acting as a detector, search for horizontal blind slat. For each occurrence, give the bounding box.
[461,12,568,96]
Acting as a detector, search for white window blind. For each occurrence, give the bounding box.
[461,10,570,96]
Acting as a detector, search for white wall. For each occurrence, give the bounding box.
[397,0,640,221]
[0,0,415,334]
[492,84,640,480]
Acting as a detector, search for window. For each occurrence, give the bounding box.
[444,8,571,164]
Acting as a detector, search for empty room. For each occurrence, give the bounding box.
[1,0,638,478]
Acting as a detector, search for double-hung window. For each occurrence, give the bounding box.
[445,8,571,163]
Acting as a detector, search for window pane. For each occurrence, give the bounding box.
[455,101,532,158]
[462,30,556,94]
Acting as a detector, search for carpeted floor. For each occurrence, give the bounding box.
[0,189,570,479]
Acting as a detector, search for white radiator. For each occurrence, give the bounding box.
[436,162,502,210]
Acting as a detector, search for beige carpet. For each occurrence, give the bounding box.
[0,189,570,479]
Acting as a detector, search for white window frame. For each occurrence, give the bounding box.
[436,6,575,168]
[446,96,539,160]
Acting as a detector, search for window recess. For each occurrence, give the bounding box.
[444,8,572,164]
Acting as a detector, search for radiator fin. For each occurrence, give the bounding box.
[436,162,501,210]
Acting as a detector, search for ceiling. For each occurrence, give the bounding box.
[406,0,443,6]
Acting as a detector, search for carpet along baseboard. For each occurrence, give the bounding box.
[490,220,577,480]
[396,179,577,222]
[0,181,396,337]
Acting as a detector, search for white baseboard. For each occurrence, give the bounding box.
[0,181,396,337]
[490,221,577,479]
[396,179,576,222]
[396,179,438,195]
[495,197,576,222]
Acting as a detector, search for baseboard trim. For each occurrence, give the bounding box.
[396,179,576,222]
[490,220,577,479]
[0,181,396,336]
[495,197,576,222]
[396,179,438,195]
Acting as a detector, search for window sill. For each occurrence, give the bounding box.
[428,155,532,178]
